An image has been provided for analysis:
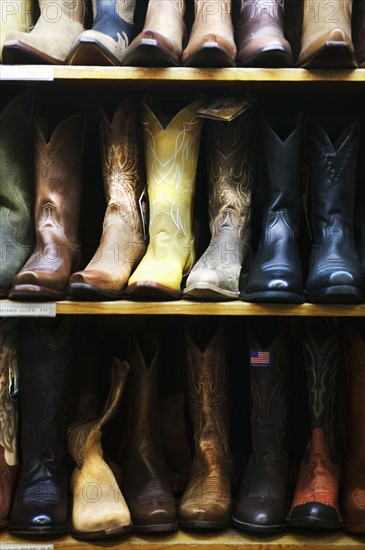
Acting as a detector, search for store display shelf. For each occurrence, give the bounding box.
[1,528,365,550]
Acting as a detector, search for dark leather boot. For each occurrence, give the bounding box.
[232,318,289,533]
[184,106,255,301]
[353,0,365,66]
[9,114,85,301]
[0,319,20,528]
[354,129,365,282]
[304,119,364,303]
[287,318,342,529]
[341,321,365,533]
[68,0,138,65]
[235,0,293,67]
[8,317,74,535]
[69,97,146,300]
[241,110,304,303]
[121,332,177,533]
[178,320,233,529]
[0,94,34,297]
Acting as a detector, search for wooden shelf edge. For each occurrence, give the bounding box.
[1,528,365,550]
[2,299,365,316]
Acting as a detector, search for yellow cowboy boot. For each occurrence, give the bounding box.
[0,0,33,61]
[126,97,204,300]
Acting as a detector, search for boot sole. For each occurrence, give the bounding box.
[71,522,133,540]
[286,516,341,529]
[231,515,286,533]
[342,522,365,533]
[178,518,230,529]
[298,41,357,68]
[67,38,121,66]
[9,284,68,301]
[122,39,179,67]
[240,290,305,303]
[2,40,65,65]
[8,523,69,535]
[304,286,364,304]
[237,46,293,68]
[133,522,178,533]
[183,42,236,68]
[184,282,238,301]
[68,282,124,301]
[125,281,182,300]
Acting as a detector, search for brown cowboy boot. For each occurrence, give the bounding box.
[69,97,146,300]
[182,0,236,66]
[287,318,342,529]
[123,0,187,66]
[178,319,233,529]
[0,319,20,529]
[68,358,132,539]
[184,106,255,300]
[341,321,365,533]
[9,114,85,301]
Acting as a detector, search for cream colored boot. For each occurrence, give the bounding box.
[299,0,356,67]
[123,0,186,66]
[182,0,236,66]
[0,0,33,61]
[68,358,132,540]
[126,97,204,300]
[3,0,85,64]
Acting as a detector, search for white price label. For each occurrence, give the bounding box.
[0,545,54,550]
[0,65,54,81]
[0,302,56,317]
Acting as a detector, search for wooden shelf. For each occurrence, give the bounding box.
[1,528,365,550]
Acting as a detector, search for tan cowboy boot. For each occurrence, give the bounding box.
[3,0,85,64]
[298,0,356,67]
[123,0,186,66]
[178,320,233,529]
[68,358,132,539]
[126,97,204,300]
[69,97,146,300]
[0,0,33,61]
[182,0,236,66]
[0,319,20,529]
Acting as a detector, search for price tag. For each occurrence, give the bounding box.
[0,302,56,317]
[0,65,54,81]
[0,545,54,550]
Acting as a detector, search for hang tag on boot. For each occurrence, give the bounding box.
[249,348,273,369]
[197,97,256,121]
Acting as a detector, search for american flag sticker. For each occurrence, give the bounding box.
[249,349,273,368]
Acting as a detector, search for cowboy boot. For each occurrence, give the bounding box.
[298,0,356,68]
[354,128,365,282]
[178,320,233,529]
[232,318,289,533]
[121,332,177,533]
[126,97,204,300]
[68,0,138,65]
[68,358,132,539]
[9,114,85,301]
[182,0,236,66]
[235,0,293,67]
[8,317,74,534]
[184,106,255,300]
[353,0,365,66]
[0,319,20,529]
[304,118,364,303]
[69,97,146,301]
[3,0,85,64]
[0,94,34,298]
[0,0,33,61]
[287,317,342,529]
[241,110,304,303]
[122,0,187,66]
[341,321,365,533]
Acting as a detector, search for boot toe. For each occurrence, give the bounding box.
[287,502,341,528]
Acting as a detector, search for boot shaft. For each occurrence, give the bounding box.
[302,0,352,37]
[238,0,284,25]
[91,0,136,41]
[0,0,33,60]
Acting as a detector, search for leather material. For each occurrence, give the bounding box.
[182,0,236,67]
[298,0,356,68]
[68,0,137,65]
[3,0,85,64]
[0,319,20,528]
[304,119,364,303]
[0,94,34,297]
[232,318,289,533]
[121,333,177,533]
[241,111,304,303]
[354,134,365,282]
[9,317,74,534]
[341,327,365,533]
[236,0,293,67]
[9,115,85,301]
[69,98,146,300]
[354,0,365,66]
[68,358,132,539]
[126,98,204,299]
[178,321,233,528]
[0,0,33,62]
[184,108,254,300]
[287,318,342,529]
[123,0,186,66]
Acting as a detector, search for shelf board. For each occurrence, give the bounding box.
[2,299,365,316]
[1,528,365,550]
